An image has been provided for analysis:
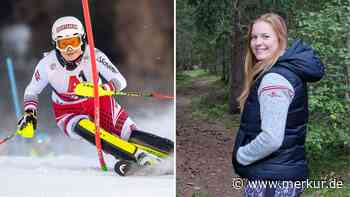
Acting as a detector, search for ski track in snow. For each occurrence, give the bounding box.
[0,155,174,197]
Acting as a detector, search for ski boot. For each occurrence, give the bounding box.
[114,149,162,176]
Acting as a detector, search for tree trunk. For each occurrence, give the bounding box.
[229,0,244,114]
[346,63,350,101]
[346,15,350,101]
[221,38,227,82]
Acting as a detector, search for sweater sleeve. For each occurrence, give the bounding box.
[23,60,49,111]
[236,73,295,166]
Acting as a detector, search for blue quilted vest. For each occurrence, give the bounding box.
[232,40,324,181]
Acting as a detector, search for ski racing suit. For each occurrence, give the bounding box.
[23,45,136,141]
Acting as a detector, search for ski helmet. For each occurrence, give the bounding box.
[52,16,86,70]
[51,16,85,42]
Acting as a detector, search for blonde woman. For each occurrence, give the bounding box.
[232,13,324,196]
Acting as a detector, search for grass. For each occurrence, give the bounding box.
[176,72,192,88]
[301,151,350,196]
[177,68,240,129]
[176,191,212,197]
[176,69,219,88]
[191,191,212,197]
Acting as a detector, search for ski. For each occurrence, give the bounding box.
[75,119,172,176]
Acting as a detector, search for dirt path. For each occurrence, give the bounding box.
[176,77,243,197]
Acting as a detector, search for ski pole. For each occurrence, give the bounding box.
[0,133,16,145]
[74,82,175,99]
[113,91,174,99]
[0,122,35,145]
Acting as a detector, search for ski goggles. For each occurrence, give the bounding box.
[55,35,82,51]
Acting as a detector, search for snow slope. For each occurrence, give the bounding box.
[0,106,175,197]
[0,155,174,197]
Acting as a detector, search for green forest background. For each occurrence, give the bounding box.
[177,0,350,196]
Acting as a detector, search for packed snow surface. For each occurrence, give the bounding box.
[0,107,175,197]
[0,155,174,197]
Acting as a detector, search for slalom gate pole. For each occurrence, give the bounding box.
[0,57,20,145]
[6,57,21,119]
[82,0,107,171]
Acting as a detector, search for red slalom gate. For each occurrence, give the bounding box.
[81,0,107,171]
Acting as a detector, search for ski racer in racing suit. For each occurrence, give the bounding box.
[17,16,173,169]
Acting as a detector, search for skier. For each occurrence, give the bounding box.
[16,16,173,175]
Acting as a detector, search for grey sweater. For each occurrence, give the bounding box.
[236,73,295,166]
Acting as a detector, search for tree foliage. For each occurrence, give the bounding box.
[288,0,350,156]
[177,0,350,156]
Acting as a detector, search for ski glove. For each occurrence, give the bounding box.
[17,109,37,138]
[102,81,117,92]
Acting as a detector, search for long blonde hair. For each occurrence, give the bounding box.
[237,13,288,111]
